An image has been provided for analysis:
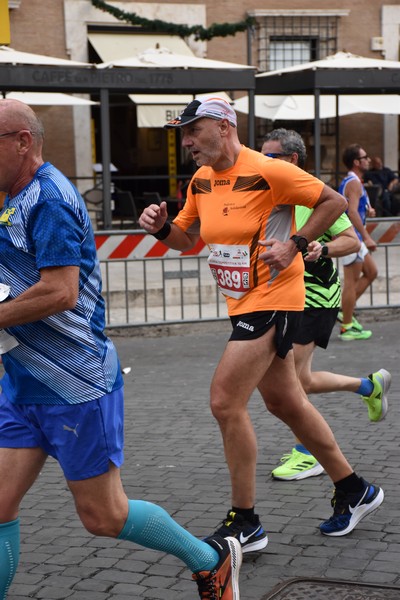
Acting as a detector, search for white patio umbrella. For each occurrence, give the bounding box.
[339,94,400,116]
[96,46,251,128]
[0,45,91,67]
[255,52,400,176]
[5,91,97,106]
[233,93,400,120]
[256,51,400,78]
[96,46,256,70]
[97,46,254,128]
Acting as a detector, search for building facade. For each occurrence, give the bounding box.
[5,0,400,195]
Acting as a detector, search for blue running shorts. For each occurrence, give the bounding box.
[0,387,124,481]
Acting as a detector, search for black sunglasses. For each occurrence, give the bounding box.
[264,152,292,159]
[358,154,369,160]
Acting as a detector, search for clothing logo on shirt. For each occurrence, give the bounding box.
[214,179,230,187]
[0,208,16,226]
[222,204,248,216]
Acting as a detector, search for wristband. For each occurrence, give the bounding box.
[153,222,171,240]
[320,242,329,257]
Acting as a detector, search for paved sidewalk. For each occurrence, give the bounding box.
[7,311,400,600]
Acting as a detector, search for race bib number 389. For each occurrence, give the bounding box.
[207,244,251,299]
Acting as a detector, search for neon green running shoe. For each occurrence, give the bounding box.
[337,311,363,332]
[339,326,372,341]
[362,368,391,422]
[351,315,363,332]
[271,448,324,481]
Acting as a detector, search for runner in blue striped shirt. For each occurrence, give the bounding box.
[0,99,241,600]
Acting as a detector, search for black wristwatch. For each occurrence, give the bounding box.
[290,234,308,252]
[320,242,329,257]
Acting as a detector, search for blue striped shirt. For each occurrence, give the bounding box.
[338,171,370,242]
[0,163,123,404]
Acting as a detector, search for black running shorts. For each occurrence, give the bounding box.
[229,310,303,359]
[293,307,339,349]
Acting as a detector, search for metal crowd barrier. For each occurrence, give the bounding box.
[95,217,400,329]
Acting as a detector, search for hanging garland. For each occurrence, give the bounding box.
[91,0,254,41]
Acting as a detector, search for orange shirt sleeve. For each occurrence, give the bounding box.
[262,157,325,210]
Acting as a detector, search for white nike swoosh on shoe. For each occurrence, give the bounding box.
[239,526,261,544]
[349,487,369,514]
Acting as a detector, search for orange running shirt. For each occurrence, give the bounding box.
[173,146,324,315]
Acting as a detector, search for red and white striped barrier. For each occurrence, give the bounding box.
[95,232,208,260]
[366,221,400,244]
[94,221,400,261]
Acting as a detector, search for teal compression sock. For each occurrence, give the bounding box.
[0,519,20,600]
[118,500,219,573]
[356,377,374,397]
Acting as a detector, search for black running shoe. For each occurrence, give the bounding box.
[320,478,384,536]
[214,511,268,553]
[193,534,242,599]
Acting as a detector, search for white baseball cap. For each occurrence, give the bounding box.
[164,96,237,128]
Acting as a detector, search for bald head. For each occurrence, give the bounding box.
[0,99,44,146]
[0,99,45,197]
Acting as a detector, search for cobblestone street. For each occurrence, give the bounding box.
[7,312,400,599]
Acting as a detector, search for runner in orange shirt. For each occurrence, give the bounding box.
[173,145,321,315]
[139,97,384,544]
